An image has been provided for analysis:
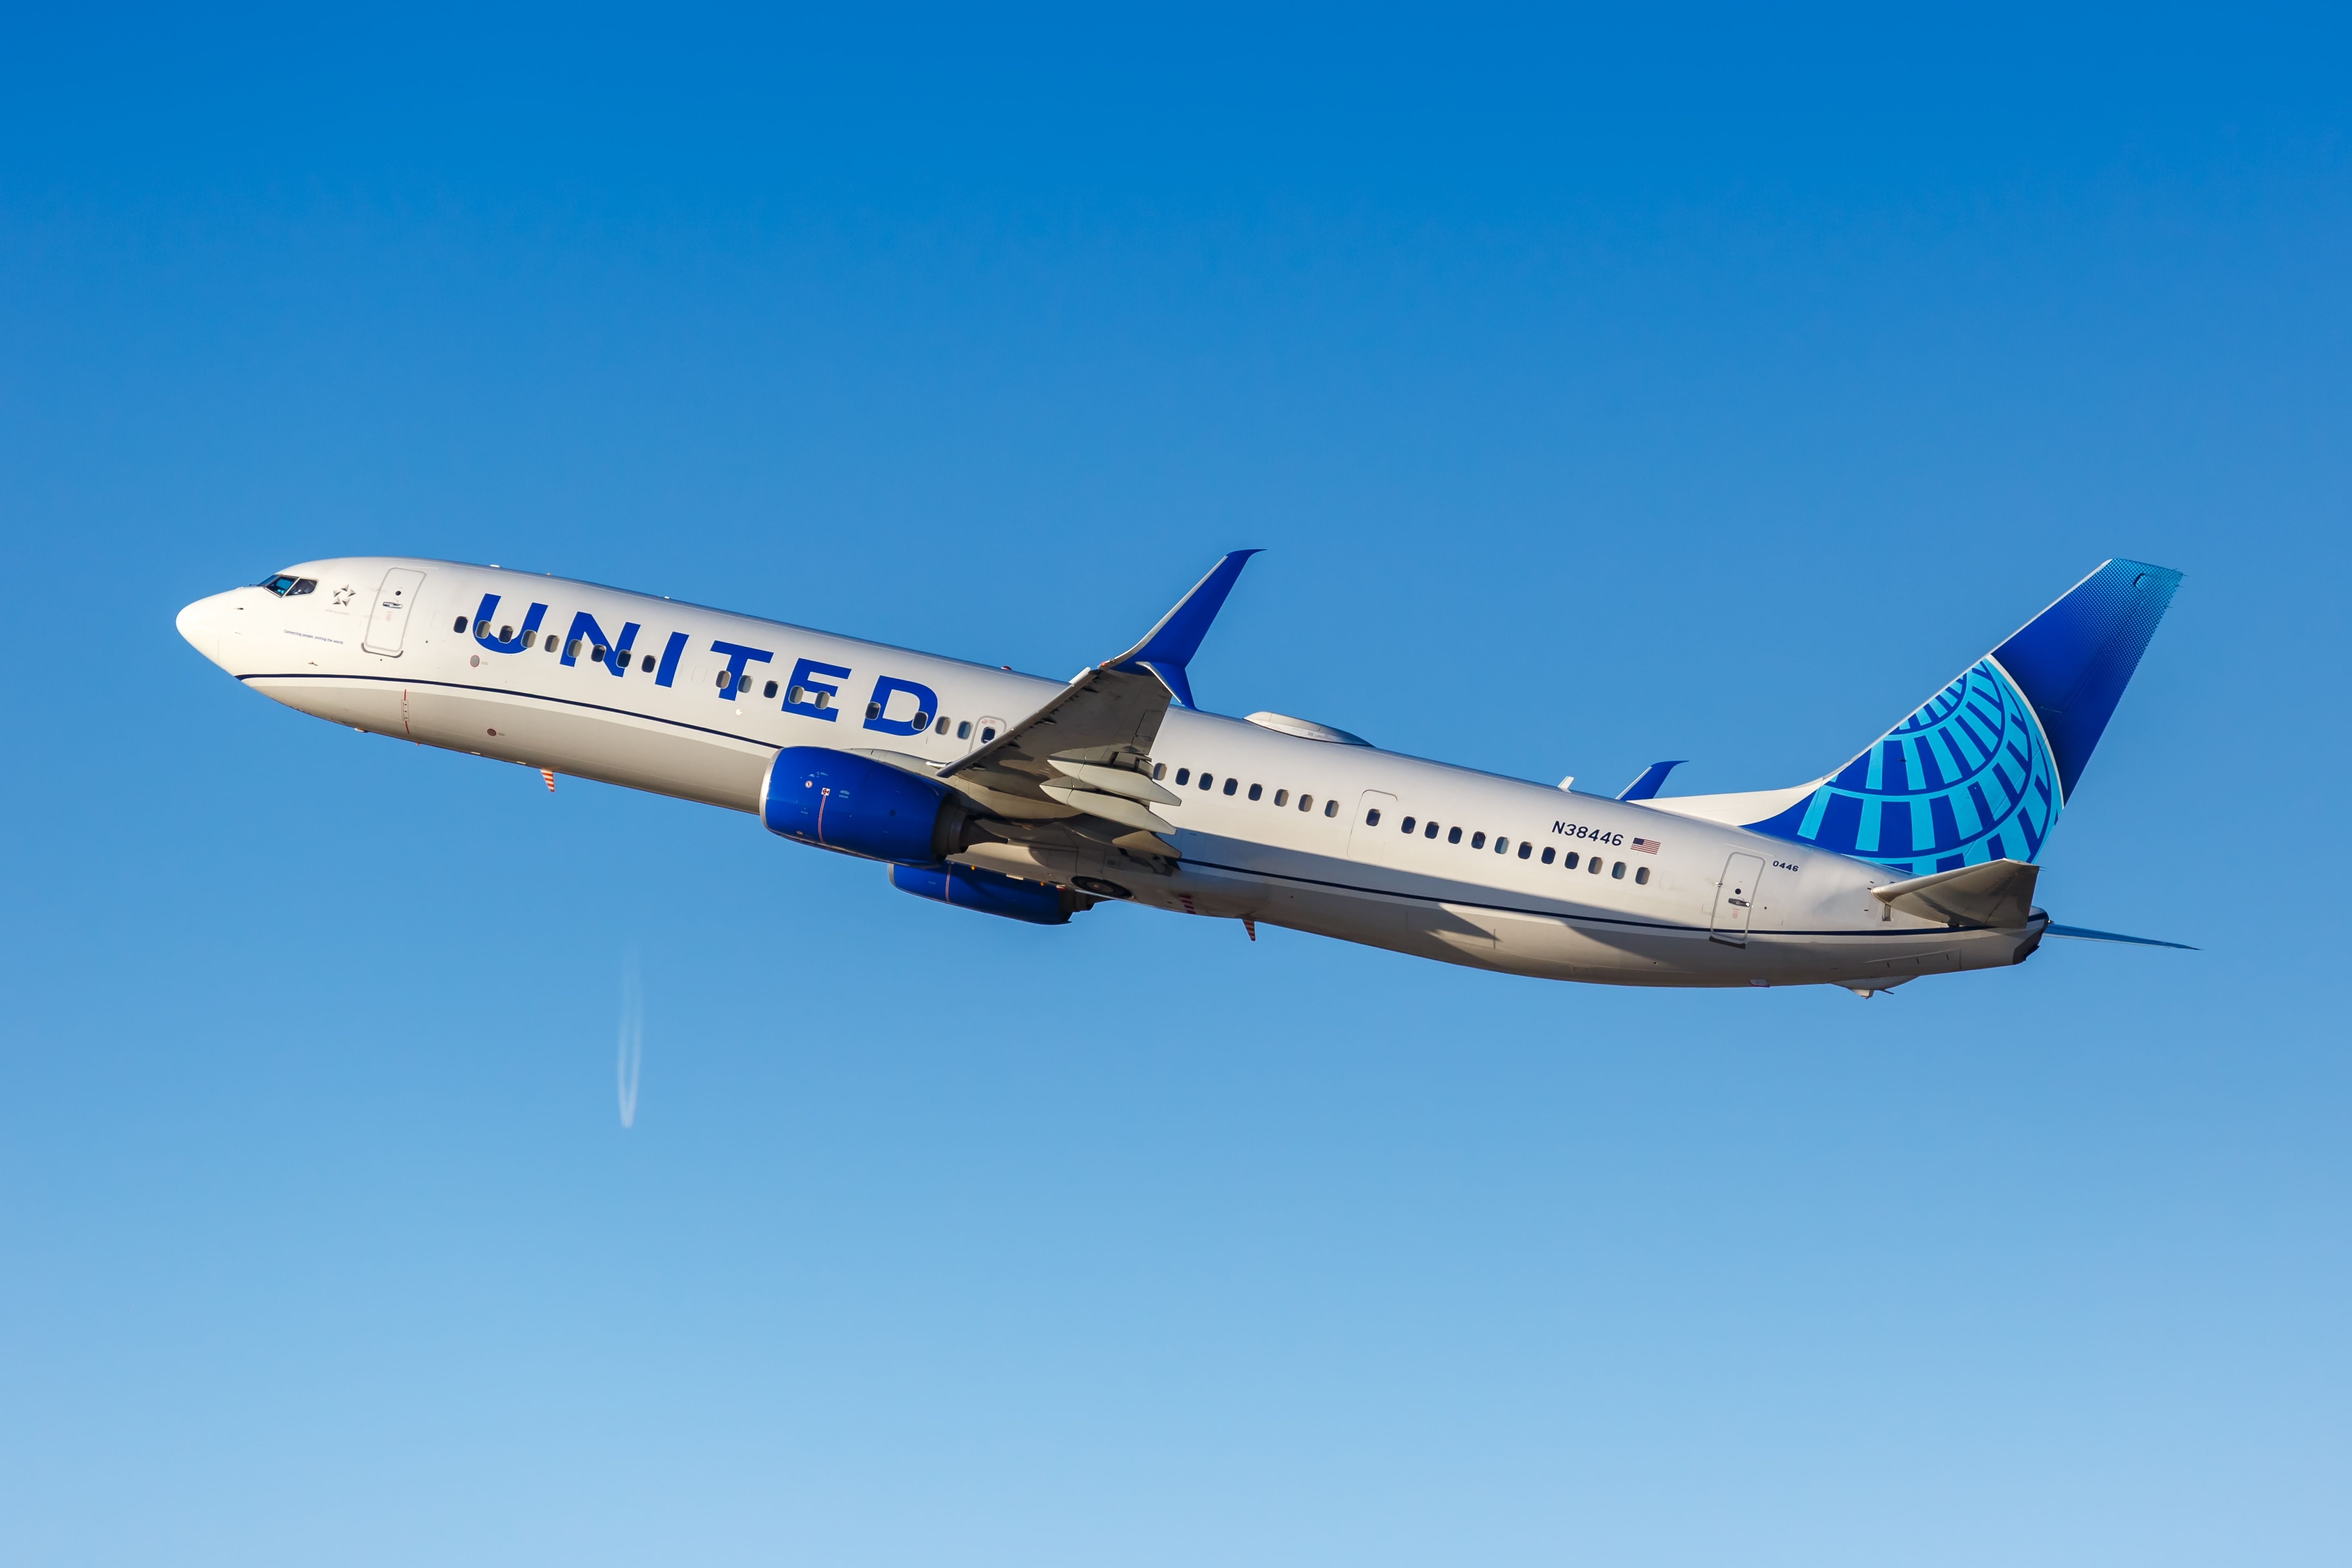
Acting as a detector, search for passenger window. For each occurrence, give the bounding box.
[1198,773,1213,790]
[1518,842,1532,859]
[642,655,655,673]
[979,725,994,740]
[566,638,582,658]
[474,618,489,635]
[544,635,557,653]
[1472,832,1486,849]
[499,625,514,641]
[1323,799,1338,817]
[1247,783,1262,802]
[1153,762,1167,780]
[716,669,729,688]
[1401,816,1416,834]
[1425,821,1439,839]
[1635,866,1650,885]
[1223,778,1238,796]
[592,646,607,663]
[1274,789,1288,806]
[1175,768,1190,785]
[1565,851,1579,869]
[913,709,932,728]
[1448,827,1462,844]
[866,701,882,719]
[1365,808,1382,826]
[1300,794,1314,812]
[1541,846,1555,864]
[935,717,950,734]
[1589,856,1603,874]
[1612,861,1626,879]
[454,615,469,633]
[787,684,804,704]
[1494,837,1508,854]
[959,721,973,740]
[766,680,780,698]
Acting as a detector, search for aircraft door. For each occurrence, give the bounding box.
[363,568,426,656]
[973,715,1006,748]
[1348,791,1399,860]
[1711,852,1765,946]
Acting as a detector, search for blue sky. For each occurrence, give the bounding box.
[3,6,2348,1564]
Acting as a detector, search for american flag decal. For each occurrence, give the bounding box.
[1630,837,1661,853]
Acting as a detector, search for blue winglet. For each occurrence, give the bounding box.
[1617,760,1687,801]
[1109,549,1261,709]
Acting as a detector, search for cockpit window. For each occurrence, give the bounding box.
[255,574,316,597]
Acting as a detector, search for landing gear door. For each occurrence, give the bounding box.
[1349,791,1399,861]
[363,568,426,656]
[1711,852,1765,947]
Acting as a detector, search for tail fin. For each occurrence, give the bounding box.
[1735,559,2183,874]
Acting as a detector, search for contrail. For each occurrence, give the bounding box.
[617,951,644,1129]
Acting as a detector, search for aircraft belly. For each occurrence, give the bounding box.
[1452,905,1690,982]
[257,677,769,812]
[1252,878,2038,989]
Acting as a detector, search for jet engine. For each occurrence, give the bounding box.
[760,746,971,864]
[888,863,1084,925]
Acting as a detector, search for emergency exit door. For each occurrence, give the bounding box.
[363,568,426,655]
[1711,853,1765,946]
[1348,791,1400,861]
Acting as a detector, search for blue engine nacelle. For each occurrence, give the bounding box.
[761,746,970,864]
[889,863,1081,925]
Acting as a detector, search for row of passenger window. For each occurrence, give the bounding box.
[445,619,1643,885]
[457,616,664,672]
[1363,807,1650,884]
[1154,764,1342,818]
[452,620,1011,744]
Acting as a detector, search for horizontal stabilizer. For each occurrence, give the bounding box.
[1871,858,2038,929]
[1617,760,1686,801]
[2044,923,2198,950]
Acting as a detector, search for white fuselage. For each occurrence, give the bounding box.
[177,558,2045,989]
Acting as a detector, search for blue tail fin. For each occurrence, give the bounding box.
[1741,559,2182,873]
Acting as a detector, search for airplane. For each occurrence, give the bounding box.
[176,550,2187,995]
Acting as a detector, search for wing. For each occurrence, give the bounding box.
[933,550,1259,858]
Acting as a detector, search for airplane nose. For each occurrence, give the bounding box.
[176,592,235,671]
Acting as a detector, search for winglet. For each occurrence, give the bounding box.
[1107,549,1261,710]
[1617,760,1686,801]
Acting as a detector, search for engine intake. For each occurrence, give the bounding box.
[761,747,969,864]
